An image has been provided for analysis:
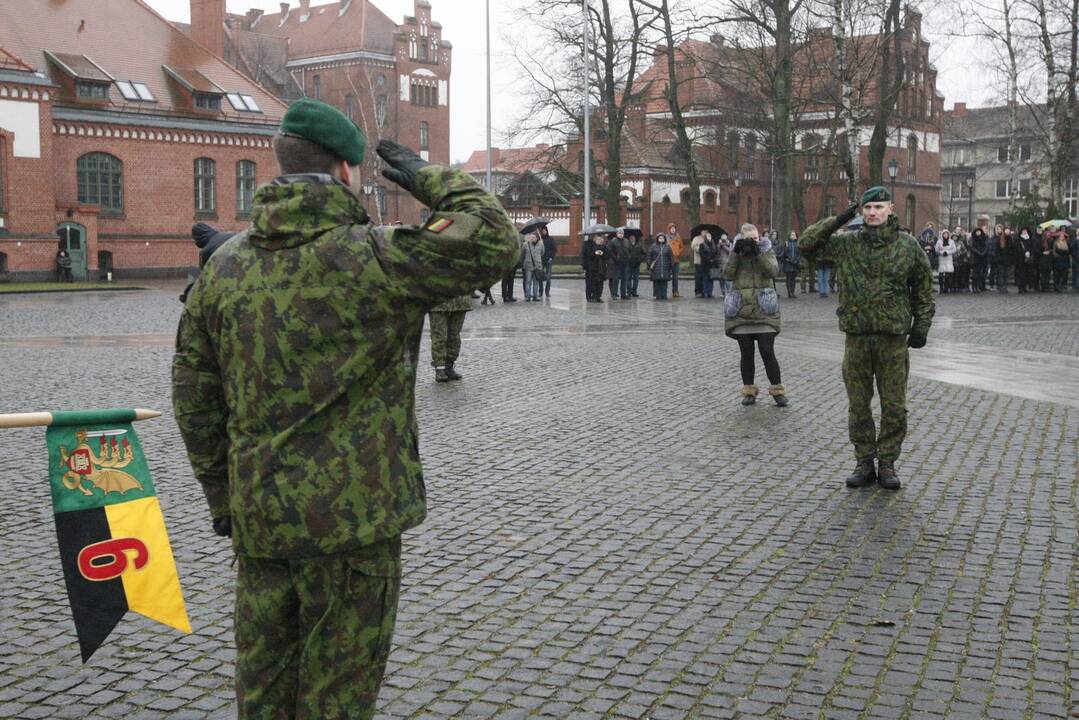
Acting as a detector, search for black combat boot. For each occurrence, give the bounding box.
[445,364,463,381]
[877,461,901,490]
[435,367,450,383]
[845,459,877,488]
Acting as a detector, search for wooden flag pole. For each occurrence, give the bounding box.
[0,409,161,429]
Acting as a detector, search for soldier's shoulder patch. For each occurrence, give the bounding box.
[426,217,454,234]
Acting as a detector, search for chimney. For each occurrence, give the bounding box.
[953,102,967,117]
[245,8,264,28]
[299,0,311,18]
[191,0,226,56]
[280,2,290,20]
[710,33,725,46]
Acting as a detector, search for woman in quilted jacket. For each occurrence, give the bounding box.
[724,223,787,407]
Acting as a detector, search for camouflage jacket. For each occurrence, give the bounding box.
[799,214,935,337]
[172,167,518,558]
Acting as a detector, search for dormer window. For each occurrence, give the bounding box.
[163,65,226,113]
[194,93,222,111]
[77,82,109,99]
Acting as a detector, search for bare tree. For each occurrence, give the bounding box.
[638,0,705,226]
[507,0,657,226]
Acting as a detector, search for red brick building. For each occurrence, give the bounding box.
[0,0,287,280]
[520,7,943,244]
[184,0,452,225]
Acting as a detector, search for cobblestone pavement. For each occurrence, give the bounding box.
[1,280,1076,720]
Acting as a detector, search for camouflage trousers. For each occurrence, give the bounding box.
[429,311,466,367]
[842,334,910,463]
[235,537,402,720]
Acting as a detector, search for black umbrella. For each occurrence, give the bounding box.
[616,226,643,239]
[580,223,617,236]
[519,217,551,235]
[690,223,728,240]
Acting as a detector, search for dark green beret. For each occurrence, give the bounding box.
[860,186,892,205]
[280,98,366,165]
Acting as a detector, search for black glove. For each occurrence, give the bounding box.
[212,515,233,538]
[907,333,927,349]
[825,203,860,235]
[376,140,430,193]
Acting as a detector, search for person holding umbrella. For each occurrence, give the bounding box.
[541,225,557,297]
[581,224,614,302]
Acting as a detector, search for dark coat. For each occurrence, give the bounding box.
[1018,234,1040,264]
[779,239,801,272]
[581,239,608,278]
[648,242,674,280]
[625,240,646,267]
[542,233,558,261]
[969,231,989,263]
[699,238,719,268]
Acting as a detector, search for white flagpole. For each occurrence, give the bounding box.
[582,0,591,228]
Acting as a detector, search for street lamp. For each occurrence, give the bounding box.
[887,158,899,199]
[965,175,975,230]
[733,172,743,230]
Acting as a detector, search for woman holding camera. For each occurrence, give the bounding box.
[724,223,788,407]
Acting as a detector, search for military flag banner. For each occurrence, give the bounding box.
[9,408,193,662]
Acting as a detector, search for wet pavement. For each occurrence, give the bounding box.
[0,279,1077,719]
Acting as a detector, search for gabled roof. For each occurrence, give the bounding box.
[0,0,286,122]
[251,0,399,59]
[463,145,561,174]
[943,104,1047,144]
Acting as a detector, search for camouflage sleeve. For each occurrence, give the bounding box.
[371,166,520,303]
[908,241,936,337]
[171,285,230,521]
[799,215,839,259]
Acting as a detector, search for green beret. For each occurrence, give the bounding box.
[280,98,366,165]
[860,186,892,205]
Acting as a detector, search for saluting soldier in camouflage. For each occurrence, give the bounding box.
[429,294,471,382]
[171,98,519,719]
[799,186,935,490]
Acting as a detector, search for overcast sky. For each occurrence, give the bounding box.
[145,0,992,163]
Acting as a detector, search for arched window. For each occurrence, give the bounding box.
[728,193,737,211]
[77,153,123,215]
[236,160,256,216]
[704,190,717,209]
[745,133,756,165]
[345,93,355,121]
[905,194,917,229]
[680,188,692,206]
[419,121,429,151]
[662,195,671,208]
[312,74,321,100]
[194,157,216,214]
[907,134,918,176]
[727,130,740,169]
[747,196,753,224]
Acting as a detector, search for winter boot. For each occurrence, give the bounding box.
[845,459,877,488]
[435,367,451,383]
[768,384,789,407]
[445,364,463,381]
[877,461,901,490]
[740,385,758,406]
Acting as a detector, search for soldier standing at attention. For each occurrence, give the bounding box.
[429,295,471,382]
[171,99,519,719]
[799,186,935,490]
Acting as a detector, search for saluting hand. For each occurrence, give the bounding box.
[376,140,431,193]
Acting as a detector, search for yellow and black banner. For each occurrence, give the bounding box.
[46,409,190,662]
